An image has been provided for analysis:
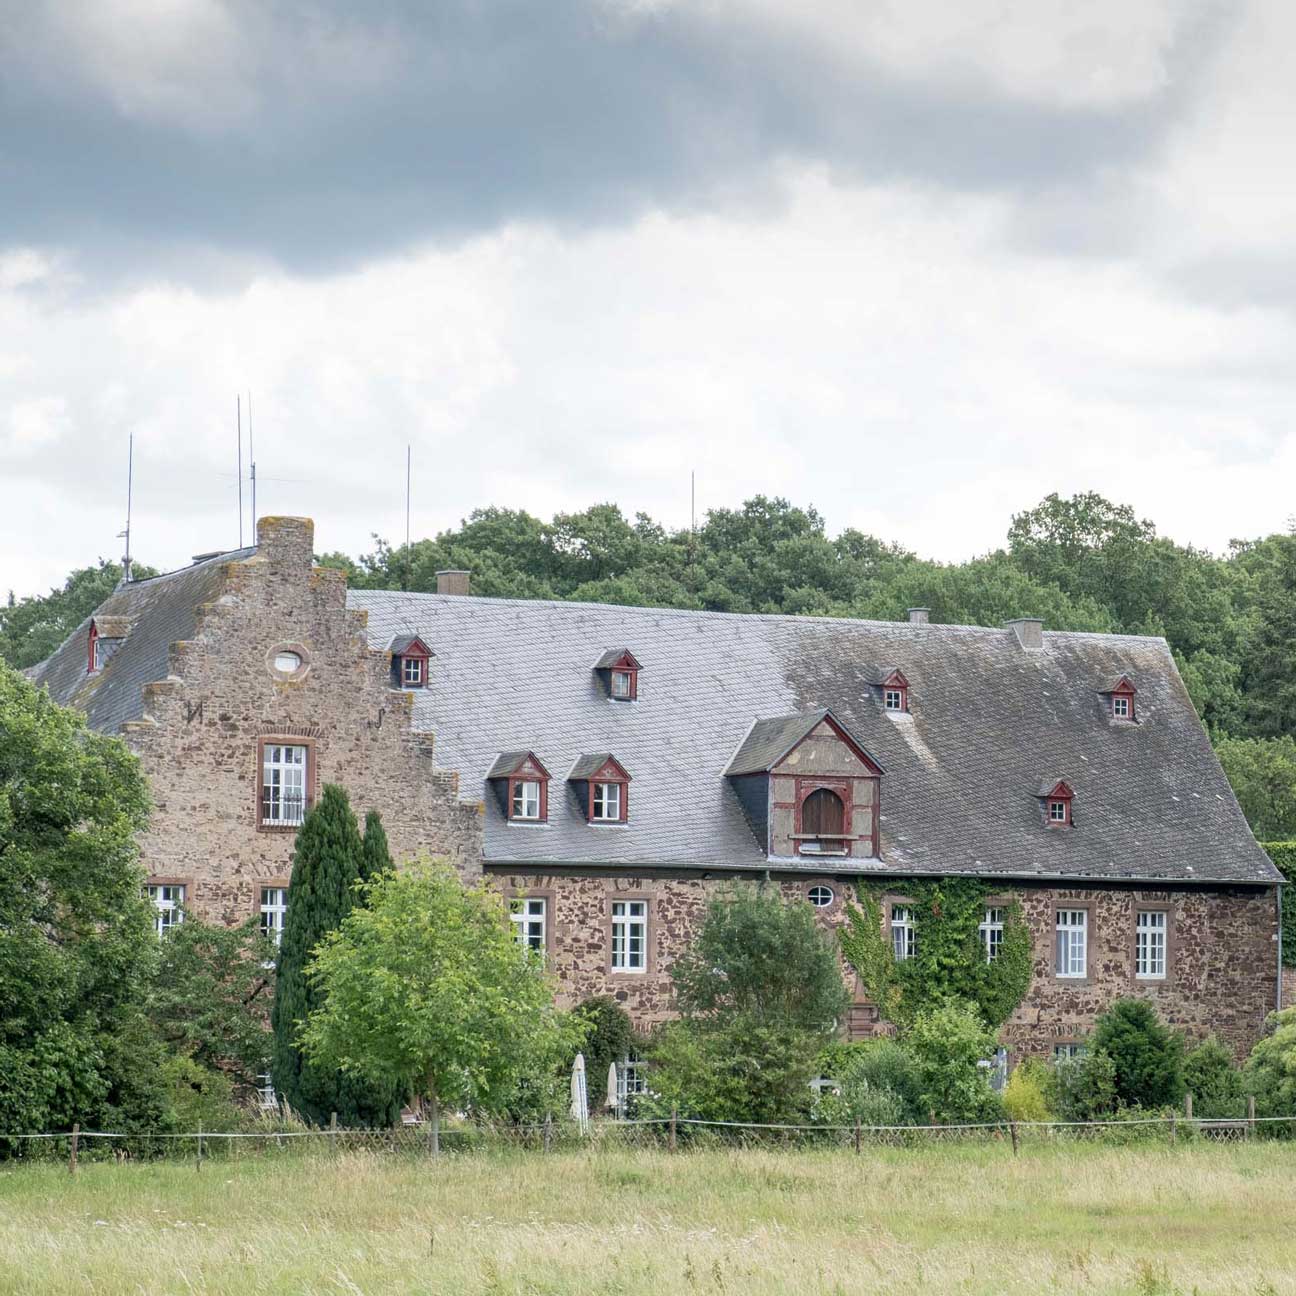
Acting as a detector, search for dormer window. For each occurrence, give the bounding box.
[389,634,433,690]
[593,649,641,701]
[88,622,101,674]
[879,669,909,713]
[569,753,631,824]
[1039,779,1075,828]
[487,752,551,824]
[1104,676,1137,722]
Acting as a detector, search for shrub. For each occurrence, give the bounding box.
[1052,1050,1118,1122]
[1183,1035,1244,1118]
[836,1039,923,1125]
[904,1001,1002,1123]
[1243,1007,1296,1120]
[575,997,639,1088]
[1091,999,1185,1110]
[1003,1059,1053,1122]
[160,1055,245,1133]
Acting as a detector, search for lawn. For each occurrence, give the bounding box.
[1,1140,1293,1295]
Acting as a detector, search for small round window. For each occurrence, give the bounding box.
[808,885,834,908]
[273,651,302,674]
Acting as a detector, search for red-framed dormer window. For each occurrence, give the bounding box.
[572,754,631,824]
[1108,676,1137,722]
[1040,779,1075,828]
[795,780,851,856]
[487,751,551,824]
[594,649,641,702]
[390,634,433,690]
[88,621,101,674]
[402,655,426,688]
[881,669,909,712]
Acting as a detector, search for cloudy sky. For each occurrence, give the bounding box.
[3,1,1294,598]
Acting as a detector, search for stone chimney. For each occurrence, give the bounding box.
[907,608,930,625]
[1005,617,1044,650]
[436,569,471,596]
[256,516,314,571]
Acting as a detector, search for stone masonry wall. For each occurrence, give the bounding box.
[122,516,483,926]
[488,870,1280,1056]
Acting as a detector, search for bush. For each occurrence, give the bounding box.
[1091,999,1185,1110]
[835,1039,923,1125]
[1052,1050,1118,1121]
[574,997,638,1086]
[1003,1059,1053,1122]
[904,1001,1003,1123]
[1183,1035,1244,1118]
[1243,1007,1296,1120]
[160,1055,245,1133]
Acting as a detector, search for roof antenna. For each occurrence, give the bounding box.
[248,391,256,539]
[117,432,134,585]
[237,395,244,548]
[403,443,412,593]
[687,469,697,592]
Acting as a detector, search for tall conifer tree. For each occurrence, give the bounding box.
[360,809,394,884]
[270,784,401,1126]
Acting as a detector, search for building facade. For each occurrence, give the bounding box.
[30,516,1284,1059]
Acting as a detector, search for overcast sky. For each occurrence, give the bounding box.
[3,1,1295,599]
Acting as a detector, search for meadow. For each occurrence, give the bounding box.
[1,1140,1293,1295]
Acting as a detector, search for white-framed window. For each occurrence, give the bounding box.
[510,897,547,954]
[611,899,647,971]
[1053,1042,1086,1062]
[808,885,834,908]
[884,689,903,711]
[259,886,288,946]
[147,883,185,937]
[511,780,541,820]
[274,650,302,674]
[980,906,1004,962]
[256,1070,277,1110]
[91,635,104,673]
[1049,800,1069,823]
[617,1054,647,1105]
[1055,909,1088,978]
[1112,694,1130,719]
[1135,910,1167,980]
[401,656,424,686]
[261,743,307,826]
[592,781,623,822]
[891,905,915,961]
[611,669,633,699]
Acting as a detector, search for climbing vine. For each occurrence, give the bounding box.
[839,878,1033,1030]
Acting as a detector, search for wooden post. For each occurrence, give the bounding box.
[1009,1121,1019,1157]
[1185,1093,1193,1123]
[854,1118,861,1155]
[196,1123,203,1172]
[330,1111,338,1155]
[669,1106,677,1153]
[1170,1111,1177,1144]
[427,1093,440,1159]
[543,1113,552,1153]
[1247,1094,1256,1140]
[69,1123,79,1175]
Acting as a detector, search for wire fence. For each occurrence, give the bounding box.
[4,1111,1295,1166]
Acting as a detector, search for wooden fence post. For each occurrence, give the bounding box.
[669,1106,677,1153]
[543,1113,552,1153]
[1184,1092,1193,1123]
[1247,1095,1256,1140]
[1009,1121,1019,1157]
[1170,1111,1177,1144]
[854,1118,861,1155]
[196,1123,203,1172]
[330,1111,338,1155]
[69,1123,79,1176]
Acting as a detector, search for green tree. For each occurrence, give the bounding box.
[301,862,583,1152]
[573,996,638,1095]
[0,661,160,1136]
[360,809,393,884]
[1051,1049,1118,1121]
[1183,1036,1244,1119]
[1242,1007,1296,1119]
[1090,999,1185,1110]
[1240,532,1296,737]
[270,784,401,1127]
[904,1000,1002,1123]
[1213,738,1296,839]
[146,915,275,1092]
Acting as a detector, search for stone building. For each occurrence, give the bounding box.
[30,516,1284,1060]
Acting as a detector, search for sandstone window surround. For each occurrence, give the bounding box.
[510,895,548,958]
[259,884,290,946]
[1053,1040,1086,1061]
[980,906,1005,962]
[807,884,835,909]
[610,897,649,973]
[1134,907,1174,983]
[888,899,916,961]
[1054,905,1091,980]
[146,880,187,938]
[256,736,317,831]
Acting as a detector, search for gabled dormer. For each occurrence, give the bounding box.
[568,753,631,823]
[1101,675,1138,722]
[1039,779,1076,828]
[593,649,641,701]
[725,709,884,860]
[487,751,551,823]
[878,668,910,713]
[87,616,131,675]
[389,634,434,689]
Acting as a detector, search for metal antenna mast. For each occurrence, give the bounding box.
[248,391,256,536]
[237,396,244,548]
[404,443,412,592]
[118,433,134,585]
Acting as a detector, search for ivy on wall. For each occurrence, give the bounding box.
[1262,842,1296,968]
[839,878,1034,1030]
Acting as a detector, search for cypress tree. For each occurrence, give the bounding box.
[271,784,402,1127]
[360,809,394,884]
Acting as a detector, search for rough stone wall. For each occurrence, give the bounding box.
[1282,966,1295,1011]
[122,516,483,926]
[487,871,1279,1055]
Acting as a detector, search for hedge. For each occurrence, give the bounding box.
[1262,842,1296,968]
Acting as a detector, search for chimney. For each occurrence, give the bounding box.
[256,516,315,571]
[1005,617,1044,650]
[907,608,930,625]
[436,569,471,596]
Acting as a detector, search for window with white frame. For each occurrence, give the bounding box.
[511,779,541,820]
[260,886,288,946]
[884,689,903,711]
[510,897,547,955]
[1053,1042,1086,1062]
[980,906,1005,962]
[256,1070,277,1110]
[611,669,633,699]
[611,899,647,971]
[91,635,104,673]
[1135,910,1167,979]
[261,743,307,826]
[891,905,915,961]
[592,781,623,822]
[1112,694,1130,719]
[147,883,185,937]
[401,656,424,687]
[617,1054,647,1105]
[808,885,834,908]
[1055,909,1088,978]
[1049,800,1069,823]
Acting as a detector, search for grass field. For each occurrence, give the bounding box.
[1,1141,1293,1295]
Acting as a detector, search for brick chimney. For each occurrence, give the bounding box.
[907,608,930,625]
[1005,617,1044,650]
[436,569,471,596]
[256,516,314,571]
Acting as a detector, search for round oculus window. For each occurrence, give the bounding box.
[273,651,302,674]
[808,885,834,908]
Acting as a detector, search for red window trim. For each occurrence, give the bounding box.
[588,778,629,823]
[400,654,427,687]
[792,778,852,856]
[1043,781,1075,828]
[610,666,639,701]
[881,669,909,713]
[88,621,100,674]
[507,773,549,823]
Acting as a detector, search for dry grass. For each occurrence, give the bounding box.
[1,1140,1293,1294]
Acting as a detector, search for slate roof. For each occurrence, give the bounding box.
[487,751,541,779]
[568,752,626,780]
[350,590,1281,886]
[725,709,878,776]
[27,548,254,734]
[593,647,640,669]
